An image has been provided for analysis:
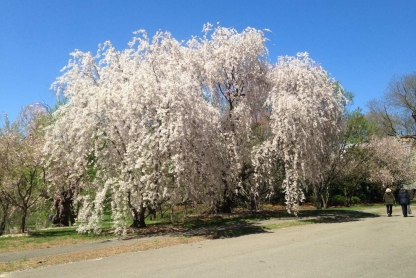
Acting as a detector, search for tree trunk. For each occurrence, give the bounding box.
[148,205,157,221]
[250,193,258,211]
[313,186,322,209]
[320,185,330,209]
[20,209,27,233]
[170,204,174,221]
[220,197,233,213]
[322,197,328,209]
[0,202,10,236]
[219,186,233,213]
[52,190,76,226]
[343,187,351,207]
[0,208,6,236]
[69,206,76,225]
[0,221,5,236]
[183,202,188,218]
[131,204,146,228]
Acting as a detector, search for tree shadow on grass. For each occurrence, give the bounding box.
[25,228,113,242]
[27,229,77,238]
[23,209,379,241]
[296,209,379,224]
[181,222,269,239]
[129,209,380,240]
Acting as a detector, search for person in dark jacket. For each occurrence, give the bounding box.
[407,189,414,214]
[383,188,395,217]
[398,188,411,217]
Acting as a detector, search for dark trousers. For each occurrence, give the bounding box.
[386,205,393,215]
[401,204,408,217]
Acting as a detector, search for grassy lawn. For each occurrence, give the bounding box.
[0,204,383,252]
[0,204,382,273]
[0,227,115,252]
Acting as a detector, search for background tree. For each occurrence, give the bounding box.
[330,109,378,207]
[0,133,15,235]
[367,72,416,138]
[365,71,416,199]
[0,104,47,233]
[366,136,416,190]
[255,53,345,213]
[303,85,356,209]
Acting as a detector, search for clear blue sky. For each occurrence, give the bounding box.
[1,0,416,121]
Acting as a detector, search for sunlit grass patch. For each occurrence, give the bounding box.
[0,227,115,252]
[263,220,313,230]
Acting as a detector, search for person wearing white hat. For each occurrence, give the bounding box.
[383,188,395,217]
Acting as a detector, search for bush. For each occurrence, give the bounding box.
[331,195,346,206]
[350,196,361,205]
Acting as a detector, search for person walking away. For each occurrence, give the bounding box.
[398,188,410,217]
[383,188,395,217]
[407,189,414,215]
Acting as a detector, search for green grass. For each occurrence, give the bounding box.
[0,204,381,251]
[0,227,115,252]
[171,207,380,239]
[330,204,385,211]
[177,206,381,229]
[263,220,312,230]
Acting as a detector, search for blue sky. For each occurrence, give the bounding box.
[1,0,416,122]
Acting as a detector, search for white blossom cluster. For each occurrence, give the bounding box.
[43,25,344,233]
[262,53,344,212]
[367,136,416,188]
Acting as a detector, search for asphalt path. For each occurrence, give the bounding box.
[2,208,416,278]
